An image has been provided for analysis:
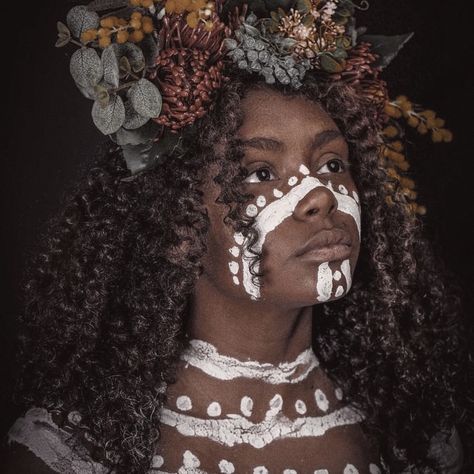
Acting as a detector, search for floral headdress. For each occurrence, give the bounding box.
[56,0,453,215]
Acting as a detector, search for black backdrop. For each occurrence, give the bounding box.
[2,1,473,437]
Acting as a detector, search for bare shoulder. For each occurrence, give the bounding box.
[3,407,111,474]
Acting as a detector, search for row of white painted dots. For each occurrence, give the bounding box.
[152,453,381,474]
[175,386,344,417]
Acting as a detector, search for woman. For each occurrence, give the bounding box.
[2,1,472,473]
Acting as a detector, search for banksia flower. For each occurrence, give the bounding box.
[148,48,228,130]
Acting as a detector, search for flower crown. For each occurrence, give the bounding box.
[56,0,453,215]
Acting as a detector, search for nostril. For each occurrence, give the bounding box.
[308,208,318,216]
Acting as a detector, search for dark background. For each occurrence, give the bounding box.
[2,1,473,437]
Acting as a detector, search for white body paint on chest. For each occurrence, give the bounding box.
[159,399,365,449]
[181,339,319,384]
[239,176,360,300]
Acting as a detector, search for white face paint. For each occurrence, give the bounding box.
[314,389,329,412]
[176,395,192,411]
[219,459,235,473]
[230,173,360,301]
[207,401,222,417]
[180,339,319,384]
[344,464,359,474]
[159,399,364,449]
[240,396,254,417]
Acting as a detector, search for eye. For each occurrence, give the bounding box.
[243,167,277,183]
[317,158,348,174]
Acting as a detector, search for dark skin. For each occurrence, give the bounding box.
[2,89,373,472]
[156,89,379,472]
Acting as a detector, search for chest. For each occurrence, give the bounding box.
[152,369,383,473]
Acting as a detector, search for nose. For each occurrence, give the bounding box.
[293,185,338,221]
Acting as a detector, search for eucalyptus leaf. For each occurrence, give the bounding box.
[92,94,126,135]
[359,32,414,69]
[101,45,120,88]
[140,34,159,68]
[55,34,71,48]
[243,23,260,37]
[70,47,103,88]
[128,79,162,118]
[86,0,129,12]
[95,84,110,107]
[120,129,185,176]
[119,56,132,77]
[223,38,238,50]
[123,100,150,130]
[117,43,146,73]
[320,53,345,73]
[111,120,160,146]
[75,83,97,100]
[66,5,100,39]
[57,21,71,36]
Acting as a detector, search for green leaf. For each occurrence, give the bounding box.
[101,45,120,87]
[320,53,345,73]
[127,78,162,118]
[66,5,100,39]
[55,21,71,47]
[70,47,103,88]
[91,94,126,134]
[359,33,414,69]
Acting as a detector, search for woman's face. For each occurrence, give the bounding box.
[199,87,361,309]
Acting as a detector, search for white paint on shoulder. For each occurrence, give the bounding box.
[256,195,267,207]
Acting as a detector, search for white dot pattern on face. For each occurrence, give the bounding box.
[151,454,164,468]
[229,246,240,257]
[335,285,344,297]
[246,204,258,217]
[234,232,244,245]
[207,401,222,417]
[299,164,310,175]
[253,467,268,474]
[333,270,341,281]
[283,470,297,474]
[256,195,266,207]
[338,184,349,195]
[344,464,359,474]
[228,261,239,275]
[369,463,381,474]
[273,188,283,198]
[183,449,200,468]
[219,459,235,473]
[335,387,344,400]
[295,399,307,415]
[314,389,329,412]
[232,276,239,285]
[288,176,298,186]
[314,470,329,474]
[353,191,359,203]
[269,393,283,411]
[240,396,253,417]
[176,395,192,411]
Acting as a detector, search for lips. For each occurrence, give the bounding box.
[295,229,352,260]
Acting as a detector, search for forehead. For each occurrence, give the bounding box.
[238,88,338,138]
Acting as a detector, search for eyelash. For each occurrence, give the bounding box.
[244,158,350,183]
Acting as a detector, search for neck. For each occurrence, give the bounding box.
[185,273,316,366]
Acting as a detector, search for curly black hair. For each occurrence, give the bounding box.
[11,70,473,473]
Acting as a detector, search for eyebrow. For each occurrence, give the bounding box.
[241,129,344,153]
